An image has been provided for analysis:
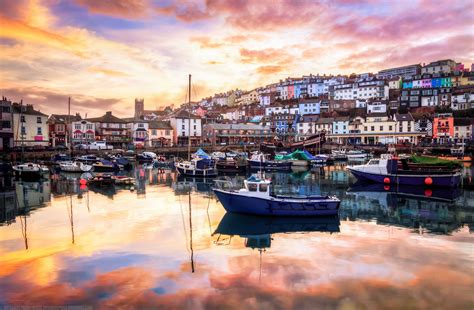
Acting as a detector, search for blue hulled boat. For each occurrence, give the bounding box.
[213,175,340,216]
[347,155,462,188]
[247,152,292,171]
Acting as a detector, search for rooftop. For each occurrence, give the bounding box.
[87,111,126,123]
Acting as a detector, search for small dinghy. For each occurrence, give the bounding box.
[213,175,340,216]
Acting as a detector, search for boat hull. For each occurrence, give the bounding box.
[347,168,461,187]
[93,165,119,172]
[216,162,247,173]
[248,160,292,171]
[213,189,340,216]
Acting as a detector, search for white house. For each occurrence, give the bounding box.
[123,117,149,148]
[71,119,95,145]
[367,101,387,114]
[169,110,202,146]
[12,103,49,147]
[394,113,416,143]
[296,114,318,141]
[148,121,173,147]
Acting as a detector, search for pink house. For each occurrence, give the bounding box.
[288,84,295,99]
[421,79,432,88]
[193,106,207,117]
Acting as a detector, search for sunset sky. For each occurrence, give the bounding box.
[1,0,473,117]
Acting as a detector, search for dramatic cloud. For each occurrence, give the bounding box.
[0,0,472,115]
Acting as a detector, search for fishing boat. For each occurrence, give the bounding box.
[275,150,311,168]
[51,153,71,162]
[12,163,49,179]
[76,155,100,164]
[346,150,368,160]
[175,149,218,177]
[346,154,462,187]
[137,151,157,163]
[247,152,292,171]
[213,175,340,216]
[92,159,119,172]
[331,149,348,160]
[216,156,247,173]
[59,161,93,172]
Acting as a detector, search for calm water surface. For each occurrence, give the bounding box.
[1,163,473,309]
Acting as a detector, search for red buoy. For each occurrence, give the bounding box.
[80,184,87,190]
[424,177,433,186]
[424,189,432,197]
[79,179,87,185]
[383,177,390,184]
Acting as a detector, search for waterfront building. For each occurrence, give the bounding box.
[460,71,474,86]
[394,113,416,143]
[71,119,95,145]
[148,121,173,147]
[87,111,129,148]
[48,113,81,147]
[334,80,387,100]
[421,59,456,74]
[331,117,350,144]
[314,118,334,135]
[268,112,299,140]
[296,114,319,141]
[361,113,396,144]
[414,115,433,137]
[169,110,202,146]
[453,118,473,142]
[203,123,273,145]
[377,64,421,79]
[123,117,149,148]
[12,103,49,147]
[451,85,473,110]
[432,113,454,144]
[0,97,13,151]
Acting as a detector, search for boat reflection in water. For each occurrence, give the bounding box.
[344,181,470,234]
[214,212,340,247]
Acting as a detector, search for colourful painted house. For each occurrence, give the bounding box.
[433,113,454,142]
[421,79,432,88]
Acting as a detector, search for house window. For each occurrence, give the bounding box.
[75,124,81,130]
[182,124,185,130]
[389,126,393,131]
[20,115,25,122]
[138,123,144,128]
[371,126,374,131]
[380,126,383,131]
[37,117,42,123]
[21,126,26,135]
[165,130,170,135]
[86,124,93,130]
[193,125,196,130]
[37,127,42,135]
[152,129,157,135]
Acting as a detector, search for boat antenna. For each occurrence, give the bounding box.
[188,74,192,161]
[68,97,71,158]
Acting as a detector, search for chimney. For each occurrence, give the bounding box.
[106,111,112,116]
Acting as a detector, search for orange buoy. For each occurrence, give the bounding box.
[384,185,390,191]
[424,189,432,197]
[424,177,433,186]
[383,177,390,184]
[79,179,87,185]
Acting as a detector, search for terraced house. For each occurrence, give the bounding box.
[12,103,49,147]
[87,111,129,148]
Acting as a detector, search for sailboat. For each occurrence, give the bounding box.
[175,75,217,177]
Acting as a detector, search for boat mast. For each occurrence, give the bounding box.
[68,97,72,158]
[187,74,192,161]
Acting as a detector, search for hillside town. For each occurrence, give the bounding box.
[1,59,473,152]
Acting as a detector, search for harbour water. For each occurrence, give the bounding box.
[1,163,473,308]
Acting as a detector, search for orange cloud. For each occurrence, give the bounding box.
[75,0,151,19]
[88,67,129,77]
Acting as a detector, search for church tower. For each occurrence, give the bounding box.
[134,98,144,118]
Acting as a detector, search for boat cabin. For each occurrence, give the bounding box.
[240,176,272,197]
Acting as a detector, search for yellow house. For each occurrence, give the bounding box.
[12,103,49,146]
[148,121,174,147]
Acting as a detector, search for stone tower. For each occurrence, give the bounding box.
[134,98,144,118]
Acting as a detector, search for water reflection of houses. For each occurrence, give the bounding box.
[0,180,51,225]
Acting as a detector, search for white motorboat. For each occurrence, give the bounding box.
[12,163,49,179]
[59,161,93,172]
[346,150,368,160]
